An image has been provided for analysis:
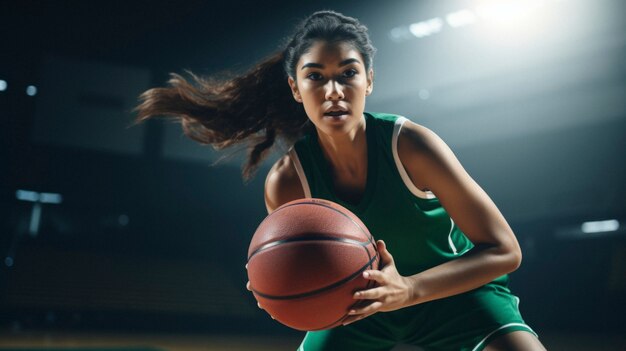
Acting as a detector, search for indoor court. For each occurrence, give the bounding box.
[2,0,625,350]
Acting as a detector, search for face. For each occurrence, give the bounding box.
[288,40,373,137]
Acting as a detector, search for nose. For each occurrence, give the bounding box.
[324,80,345,101]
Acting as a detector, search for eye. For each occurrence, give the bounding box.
[342,69,358,78]
[306,72,323,81]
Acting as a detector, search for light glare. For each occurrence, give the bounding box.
[16,189,39,202]
[409,18,444,38]
[446,9,477,28]
[16,189,63,204]
[419,89,431,100]
[26,85,37,96]
[29,203,42,236]
[476,0,547,24]
[389,27,413,42]
[581,220,620,234]
[40,192,63,204]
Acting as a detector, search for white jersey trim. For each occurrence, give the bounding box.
[392,117,437,200]
[297,332,309,351]
[448,218,458,255]
[288,147,312,199]
[471,322,538,351]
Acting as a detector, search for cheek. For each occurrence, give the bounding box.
[356,78,369,91]
[300,85,323,102]
[298,87,322,114]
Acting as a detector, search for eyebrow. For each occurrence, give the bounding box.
[301,58,361,70]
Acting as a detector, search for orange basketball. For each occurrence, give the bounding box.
[247,198,380,331]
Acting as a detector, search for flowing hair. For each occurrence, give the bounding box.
[134,10,376,181]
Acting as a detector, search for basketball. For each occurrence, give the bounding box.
[247,198,380,331]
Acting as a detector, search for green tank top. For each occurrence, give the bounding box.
[290,112,475,275]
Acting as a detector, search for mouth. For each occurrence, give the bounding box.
[323,108,350,118]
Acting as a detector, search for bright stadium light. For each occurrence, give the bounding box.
[581,220,620,234]
[16,189,40,202]
[409,18,444,38]
[16,189,63,237]
[389,26,413,43]
[446,9,478,28]
[39,192,63,204]
[0,80,7,91]
[26,85,37,96]
[475,0,547,25]
[389,0,559,42]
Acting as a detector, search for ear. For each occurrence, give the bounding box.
[288,76,302,103]
[365,69,374,96]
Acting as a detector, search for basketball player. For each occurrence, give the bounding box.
[135,10,546,351]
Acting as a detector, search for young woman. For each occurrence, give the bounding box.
[136,10,546,351]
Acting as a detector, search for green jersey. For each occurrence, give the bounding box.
[291,111,475,275]
[289,112,535,351]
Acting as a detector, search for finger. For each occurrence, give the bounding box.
[377,240,395,266]
[362,270,386,284]
[342,310,376,326]
[354,286,385,300]
[342,314,362,326]
[246,281,251,291]
[349,301,383,316]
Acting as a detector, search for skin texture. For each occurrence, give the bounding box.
[254,40,545,350]
[287,41,374,205]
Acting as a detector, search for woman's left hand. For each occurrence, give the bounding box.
[342,240,414,326]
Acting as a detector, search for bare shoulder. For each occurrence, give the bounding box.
[396,118,521,261]
[396,119,451,190]
[397,119,443,157]
[264,152,305,214]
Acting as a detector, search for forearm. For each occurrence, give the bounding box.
[405,243,521,305]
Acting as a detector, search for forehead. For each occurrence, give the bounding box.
[297,41,364,67]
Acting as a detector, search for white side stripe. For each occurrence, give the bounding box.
[392,117,437,200]
[298,333,308,351]
[289,147,312,199]
[448,218,458,255]
[471,323,538,351]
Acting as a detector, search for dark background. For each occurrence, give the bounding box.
[1,0,625,347]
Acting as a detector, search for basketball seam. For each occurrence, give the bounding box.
[249,199,380,329]
[251,253,378,300]
[309,288,376,331]
[305,264,379,331]
[251,200,375,254]
[248,236,371,260]
[252,200,377,270]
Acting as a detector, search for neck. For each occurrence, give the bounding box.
[316,115,367,177]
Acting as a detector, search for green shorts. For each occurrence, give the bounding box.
[297,279,537,351]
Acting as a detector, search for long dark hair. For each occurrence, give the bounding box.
[134,10,376,181]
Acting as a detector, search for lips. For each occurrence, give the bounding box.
[323,107,349,117]
[325,110,348,116]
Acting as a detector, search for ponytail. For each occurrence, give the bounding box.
[135,51,309,181]
[135,10,375,181]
